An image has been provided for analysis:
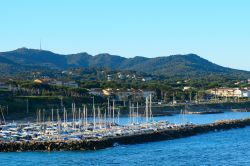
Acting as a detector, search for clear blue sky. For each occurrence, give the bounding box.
[0,0,250,70]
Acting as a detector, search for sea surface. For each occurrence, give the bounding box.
[1,112,250,166]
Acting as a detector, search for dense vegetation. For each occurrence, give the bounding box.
[1,48,250,120]
[1,48,250,79]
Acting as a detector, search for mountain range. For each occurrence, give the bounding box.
[0,47,249,79]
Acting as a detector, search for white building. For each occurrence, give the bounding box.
[63,81,78,88]
[183,86,192,91]
[89,88,103,96]
[49,80,63,86]
[107,75,112,81]
[101,88,155,101]
[235,89,250,98]
[208,88,250,98]
[142,77,152,82]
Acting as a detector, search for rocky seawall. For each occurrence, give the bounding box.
[1,118,250,152]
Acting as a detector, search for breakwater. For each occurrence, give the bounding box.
[1,118,250,152]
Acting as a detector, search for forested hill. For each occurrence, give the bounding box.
[0,47,249,79]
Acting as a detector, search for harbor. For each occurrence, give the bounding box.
[0,96,160,143]
[0,95,186,149]
[1,118,250,152]
[1,94,250,152]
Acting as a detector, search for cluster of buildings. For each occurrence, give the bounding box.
[234,79,250,85]
[89,88,155,101]
[34,79,79,88]
[33,79,154,101]
[208,88,250,98]
[107,72,152,82]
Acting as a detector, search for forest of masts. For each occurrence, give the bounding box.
[35,94,154,131]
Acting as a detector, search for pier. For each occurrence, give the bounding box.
[1,118,250,152]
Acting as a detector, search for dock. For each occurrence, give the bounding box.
[1,118,250,152]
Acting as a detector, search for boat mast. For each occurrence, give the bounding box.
[93,97,96,129]
[78,107,81,130]
[132,103,135,124]
[57,108,60,134]
[136,102,139,124]
[107,98,110,127]
[51,108,54,122]
[104,108,107,129]
[129,101,131,125]
[72,103,74,129]
[112,99,115,124]
[63,107,66,126]
[83,105,85,129]
[66,108,68,130]
[98,106,101,128]
[36,109,38,124]
[145,97,148,124]
[43,109,45,133]
[85,107,88,129]
[149,94,153,122]
[117,108,120,124]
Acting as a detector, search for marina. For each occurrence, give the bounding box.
[2,95,250,152]
[1,0,249,165]
[1,94,250,152]
[1,117,250,152]
[0,96,167,143]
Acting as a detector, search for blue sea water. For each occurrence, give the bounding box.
[1,112,250,166]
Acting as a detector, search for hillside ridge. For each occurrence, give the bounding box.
[0,48,249,79]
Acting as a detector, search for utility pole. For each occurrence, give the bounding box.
[189,92,192,103]
[26,99,29,114]
[173,93,175,105]
[60,96,63,111]
[51,108,54,122]
[196,92,198,104]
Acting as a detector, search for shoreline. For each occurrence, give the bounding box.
[1,118,250,152]
[3,101,250,121]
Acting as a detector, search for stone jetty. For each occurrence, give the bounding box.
[1,118,250,152]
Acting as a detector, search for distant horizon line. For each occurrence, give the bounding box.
[0,46,250,72]
[1,46,200,59]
